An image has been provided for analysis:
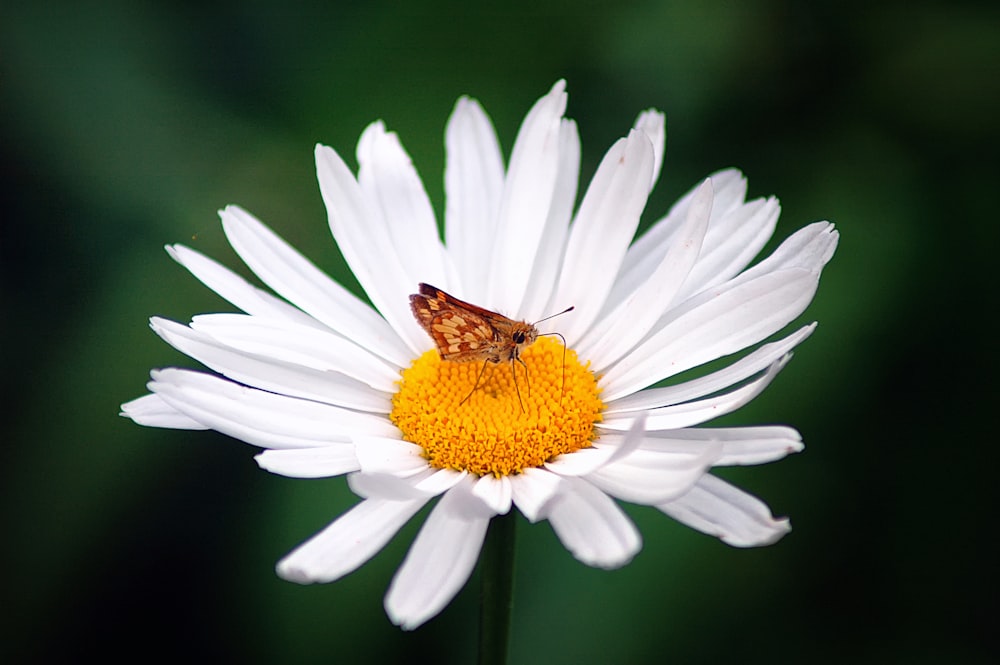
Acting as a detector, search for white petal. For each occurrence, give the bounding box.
[277,497,426,584]
[314,144,429,356]
[544,477,641,569]
[349,471,442,501]
[731,221,839,286]
[518,118,580,321]
[148,368,397,449]
[715,427,803,465]
[585,440,720,505]
[444,96,505,298]
[674,196,780,302]
[602,426,803,466]
[701,169,750,216]
[600,267,818,402]
[166,244,323,330]
[545,414,645,477]
[510,467,563,522]
[544,443,625,477]
[254,445,360,478]
[640,426,803,466]
[580,177,713,371]
[356,122,454,290]
[600,356,790,431]
[611,169,748,306]
[219,205,412,366]
[349,468,468,501]
[606,223,836,399]
[488,80,567,314]
[633,109,665,192]
[151,317,391,413]
[472,474,513,515]
[190,313,402,392]
[605,324,815,412]
[657,474,791,547]
[412,468,469,495]
[554,129,655,344]
[354,436,428,476]
[385,477,494,630]
[120,393,208,430]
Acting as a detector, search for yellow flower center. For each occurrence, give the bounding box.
[390,336,604,477]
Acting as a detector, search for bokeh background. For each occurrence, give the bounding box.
[3,1,997,663]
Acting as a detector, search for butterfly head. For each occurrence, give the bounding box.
[508,323,539,360]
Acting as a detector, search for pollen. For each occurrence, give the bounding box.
[390,336,604,477]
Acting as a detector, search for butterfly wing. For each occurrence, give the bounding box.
[415,283,506,319]
[410,286,500,362]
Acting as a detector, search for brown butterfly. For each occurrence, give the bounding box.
[409,283,573,409]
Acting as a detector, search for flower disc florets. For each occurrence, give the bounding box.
[391,337,603,477]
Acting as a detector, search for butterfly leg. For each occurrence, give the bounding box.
[460,358,493,406]
[511,356,529,413]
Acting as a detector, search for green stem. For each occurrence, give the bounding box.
[478,511,517,665]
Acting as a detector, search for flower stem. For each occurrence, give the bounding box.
[478,511,516,665]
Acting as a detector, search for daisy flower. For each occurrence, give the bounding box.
[122,80,837,630]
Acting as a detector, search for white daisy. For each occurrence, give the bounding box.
[122,80,837,630]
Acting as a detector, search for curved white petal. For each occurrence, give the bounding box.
[600,356,790,431]
[255,445,360,478]
[357,122,454,290]
[554,129,655,344]
[634,109,665,192]
[585,440,720,505]
[641,426,803,466]
[605,324,815,413]
[354,436,428,477]
[412,468,469,495]
[277,497,426,584]
[385,476,494,630]
[314,144,429,356]
[580,177,713,371]
[544,443,625,477]
[518,118,580,322]
[166,244,324,330]
[147,368,397,448]
[729,221,838,287]
[151,317,391,413]
[657,474,791,547]
[473,474,513,515]
[600,267,818,402]
[544,477,641,569]
[349,468,469,502]
[190,313,402,392]
[674,196,780,302]
[219,205,411,366]
[444,96,505,298]
[612,169,748,305]
[545,414,645,477]
[349,471,439,501]
[120,393,208,430]
[606,224,836,397]
[510,467,563,522]
[488,80,567,314]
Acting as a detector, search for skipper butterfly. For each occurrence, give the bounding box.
[409,283,573,409]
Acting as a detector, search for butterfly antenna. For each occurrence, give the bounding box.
[531,305,574,326]
[537,331,569,405]
[560,335,567,403]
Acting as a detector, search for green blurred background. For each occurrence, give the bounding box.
[2,1,997,663]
